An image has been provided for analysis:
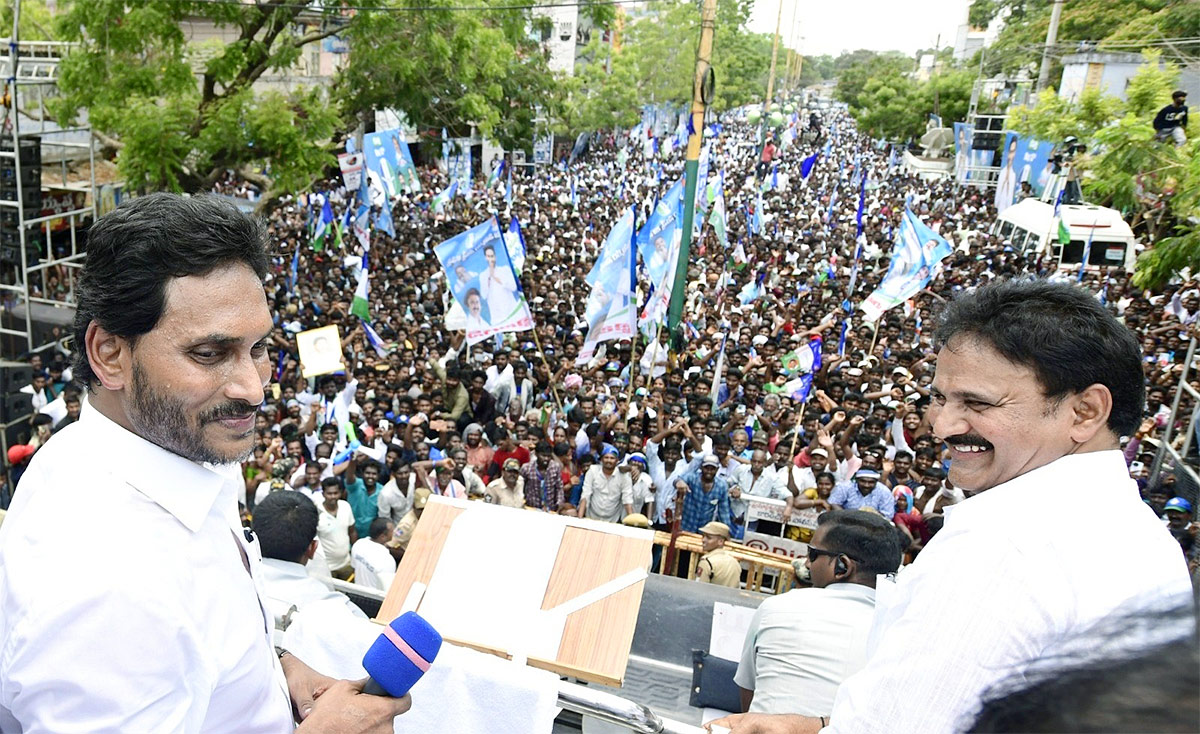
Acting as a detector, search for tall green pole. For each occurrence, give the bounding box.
[667,0,717,348]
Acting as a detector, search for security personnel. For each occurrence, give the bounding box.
[696,521,742,588]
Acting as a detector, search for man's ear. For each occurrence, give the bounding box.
[1068,384,1114,445]
[85,322,132,391]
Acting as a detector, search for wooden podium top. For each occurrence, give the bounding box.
[376,498,654,686]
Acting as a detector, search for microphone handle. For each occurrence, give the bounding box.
[361,677,390,697]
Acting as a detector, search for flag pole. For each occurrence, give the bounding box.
[666,0,717,351]
[530,326,563,412]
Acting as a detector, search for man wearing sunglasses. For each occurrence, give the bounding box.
[734,511,900,716]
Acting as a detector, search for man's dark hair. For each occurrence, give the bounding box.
[935,278,1144,437]
[817,509,902,576]
[368,516,392,540]
[320,476,342,491]
[968,601,1199,733]
[253,491,319,564]
[72,193,269,388]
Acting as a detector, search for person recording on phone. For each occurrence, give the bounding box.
[0,194,410,733]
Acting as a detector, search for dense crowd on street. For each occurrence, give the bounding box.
[5,105,1198,594]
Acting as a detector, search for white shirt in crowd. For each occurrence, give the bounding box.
[580,464,633,523]
[376,475,412,524]
[0,400,293,733]
[350,538,397,592]
[260,558,368,623]
[826,450,1192,732]
[317,499,356,572]
[734,583,877,716]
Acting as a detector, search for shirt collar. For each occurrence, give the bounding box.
[949,450,1129,521]
[81,396,234,533]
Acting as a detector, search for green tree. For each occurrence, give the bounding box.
[336,2,565,153]
[835,52,971,141]
[51,0,351,197]
[562,0,771,134]
[985,0,1190,77]
[1007,87,1122,142]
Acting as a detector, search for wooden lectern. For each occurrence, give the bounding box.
[376,497,654,687]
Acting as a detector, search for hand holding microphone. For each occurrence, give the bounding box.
[290,612,441,733]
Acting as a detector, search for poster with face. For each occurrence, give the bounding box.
[994,133,1019,214]
[434,219,533,345]
[953,122,975,184]
[297,325,345,377]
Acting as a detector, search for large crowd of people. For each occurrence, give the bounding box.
[2,97,1199,732]
[5,105,1199,582]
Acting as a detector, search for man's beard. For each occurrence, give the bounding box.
[128,360,257,465]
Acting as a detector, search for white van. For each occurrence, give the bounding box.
[990,198,1138,272]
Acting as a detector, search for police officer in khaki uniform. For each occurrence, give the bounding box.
[696,521,742,588]
[391,486,431,557]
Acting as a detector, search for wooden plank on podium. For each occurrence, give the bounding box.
[376,497,653,687]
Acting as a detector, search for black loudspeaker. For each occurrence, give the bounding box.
[2,391,32,425]
[0,361,32,395]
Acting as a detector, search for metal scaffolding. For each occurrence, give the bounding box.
[0,4,96,357]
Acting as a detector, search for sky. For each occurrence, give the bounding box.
[746,0,972,59]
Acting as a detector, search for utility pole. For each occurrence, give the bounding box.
[783,0,799,92]
[1037,0,1066,92]
[932,34,941,119]
[666,0,716,346]
[763,0,785,110]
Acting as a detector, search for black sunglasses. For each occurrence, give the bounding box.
[808,545,864,566]
[806,545,843,564]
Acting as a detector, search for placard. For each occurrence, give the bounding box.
[296,325,345,377]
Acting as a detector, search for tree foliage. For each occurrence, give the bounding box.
[834,53,973,140]
[561,0,772,134]
[51,0,350,195]
[336,2,561,152]
[46,0,611,197]
[1013,51,1200,288]
[982,0,1194,77]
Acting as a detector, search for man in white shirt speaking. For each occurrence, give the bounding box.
[0,194,409,733]
[734,510,900,716]
[709,278,1193,733]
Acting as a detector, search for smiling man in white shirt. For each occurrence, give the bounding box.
[0,194,409,734]
[709,278,1192,734]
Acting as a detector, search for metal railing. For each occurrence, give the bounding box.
[295,578,707,734]
[1150,336,1200,506]
[556,683,705,734]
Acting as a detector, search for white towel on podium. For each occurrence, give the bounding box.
[283,599,561,733]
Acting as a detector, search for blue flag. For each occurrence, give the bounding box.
[487,159,506,188]
[636,178,684,288]
[861,208,953,322]
[1078,223,1095,282]
[855,171,867,237]
[289,247,299,292]
[374,201,395,238]
[505,216,526,273]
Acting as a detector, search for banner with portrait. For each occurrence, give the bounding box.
[361,129,421,205]
[434,219,533,346]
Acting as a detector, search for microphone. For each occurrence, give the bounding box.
[361,611,443,697]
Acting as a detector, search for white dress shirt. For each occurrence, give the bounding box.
[580,465,633,523]
[826,450,1192,733]
[734,583,877,716]
[260,558,368,624]
[0,400,293,733]
[730,464,790,520]
[317,499,356,571]
[349,538,397,593]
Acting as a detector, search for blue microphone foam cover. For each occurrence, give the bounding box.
[362,611,443,698]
